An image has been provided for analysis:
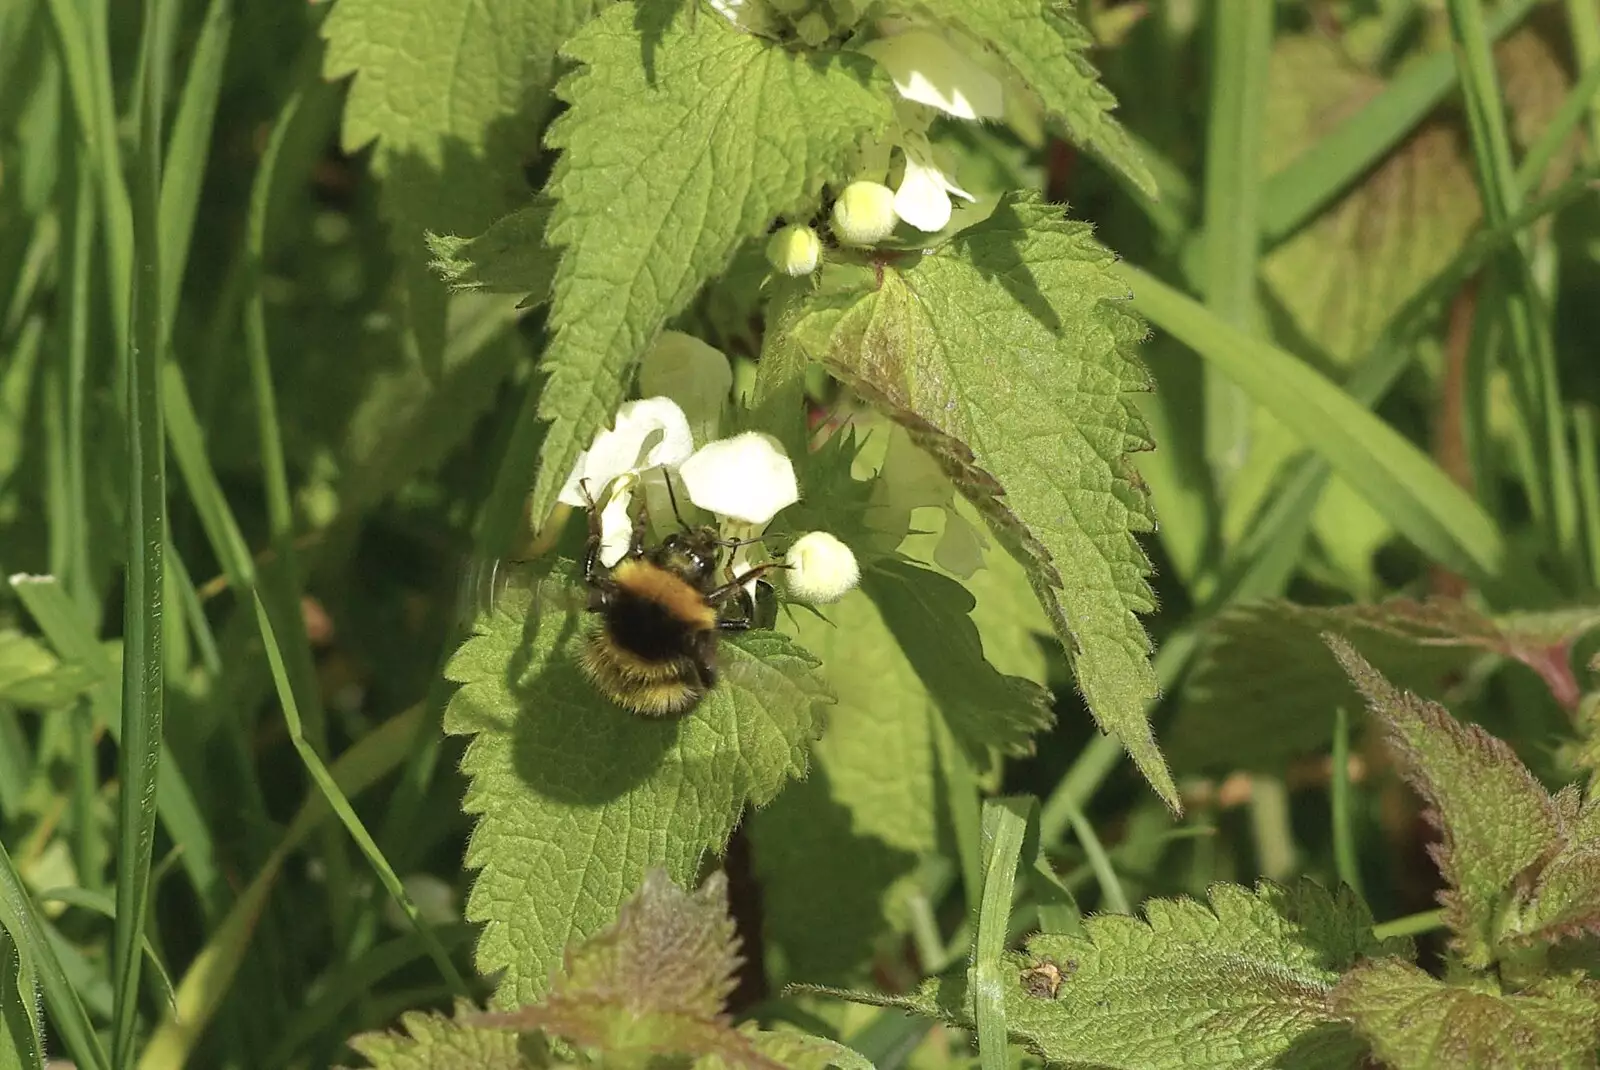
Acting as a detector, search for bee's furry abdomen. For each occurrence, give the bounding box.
[579,561,721,718]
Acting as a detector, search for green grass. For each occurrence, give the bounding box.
[2,1,1600,1067]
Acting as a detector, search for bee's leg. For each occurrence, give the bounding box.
[706,563,786,608]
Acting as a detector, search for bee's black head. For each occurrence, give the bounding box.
[651,526,724,587]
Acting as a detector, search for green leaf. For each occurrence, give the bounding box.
[427,202,556,305]
[346,1000,543,1070]
[1333,959,1600,1070]
[444,563,830,1004]
[1329,637,1562,969]
[914,0,1156,197]
[0,927,42,1070]
[528,0,894,527]
[797,193,1173,807]
[322,0,599,361]
[0,629,95,710]
[847,880,1401,1070]
[862,559,1053,763]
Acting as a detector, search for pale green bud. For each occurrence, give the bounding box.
[831,180,897,246]
[766,224,822,276]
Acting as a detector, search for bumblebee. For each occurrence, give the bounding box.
[578,484,779,717]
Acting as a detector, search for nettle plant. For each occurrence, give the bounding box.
[322,1,1600,1068]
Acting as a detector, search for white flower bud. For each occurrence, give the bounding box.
[831,181,898,246]
[678,431,800,525]
[766,224,822,276]
[784,531,860,603]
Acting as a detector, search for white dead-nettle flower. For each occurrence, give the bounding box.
[558,397,695,566]
[639,331,733,445]
[860,27,1004,121]
[784,531,861,604]
[893,135,976,233]
[677,431,799,525]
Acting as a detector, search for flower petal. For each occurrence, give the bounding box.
[580,396,695,491]
[894,152,956,232]
[678,431,799,524]
[862,30,1003,121]
[597,479,637,568]
[557,449,592,507]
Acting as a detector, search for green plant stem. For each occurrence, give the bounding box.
[1564,0,1600,153]
[1247,776,1296,880]
[974,799,1028,1070]
[1574,405,1600,584]
[1330,707,1365,900]
[1055,790,1128,915]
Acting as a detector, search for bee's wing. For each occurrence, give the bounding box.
[454,554,586,634]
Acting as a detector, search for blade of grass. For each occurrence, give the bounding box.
[1330,707,1365,900]
[1117,262,1504,582]
[932,713,984,933]
[63,150,95,618]
[0,924,44,1070]
[137,703,425,1070]
[1447,0,1578,571]
[157,0,232,338]
[1056,789,1128,914]
[974,798,1027,1070]
[36,887,176,1013]
[1514,60,1600,197]
[1565,0,1600,152]
[1373,908,1446,941]
[1200,0,1272,487]
[249,592,468,995]
[8,575,217,903]
[112,0,174,1058]
[1258,0,1537,246]
[0,840,108,1070]
[1575,405,1600,584]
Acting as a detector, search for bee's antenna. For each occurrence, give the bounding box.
[664,470,691,531]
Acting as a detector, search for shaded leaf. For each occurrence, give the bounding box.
[427,202,556,306]
[0,629,95,710]
[1334,959,1600,1070]
[528,1,893,527]
[444,563,830,1003]
[346,1000,543,1070]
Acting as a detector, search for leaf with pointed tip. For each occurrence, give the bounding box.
[794,192,1173,808]
[427,202,556,305]
[912,0,1156,197]
[1334,959,1600,1070]
[1329,637,1562,968]
[528,0,894,527]
[445,563,830,1004]
[345,1000,545,1070]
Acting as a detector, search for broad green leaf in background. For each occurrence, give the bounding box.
[527,0,894,528]
[797,193,1174,807]
[347,1000,537,1070]
[1330,638,1561,968]
[427,202,556,306]
[0,629,95,709]
[850,880,1403,1070]
[322,0,601,362]
[1333,959,1600,1070]
[1166,599,1600,772]
[753,585,941,984]
[444,564,830,1004]
[913,0,1156,198]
